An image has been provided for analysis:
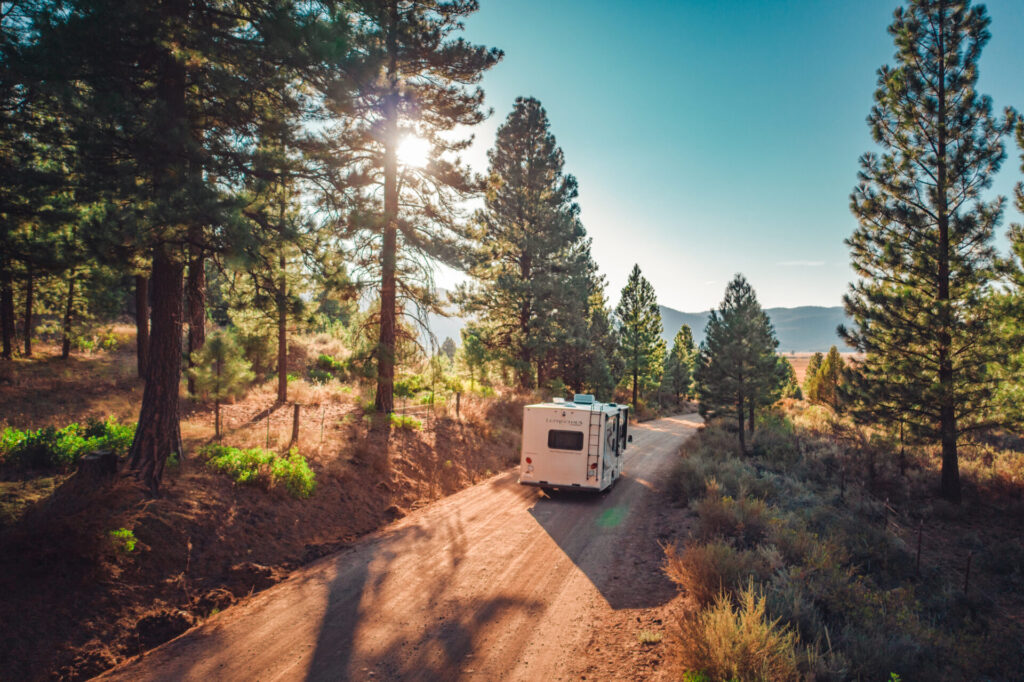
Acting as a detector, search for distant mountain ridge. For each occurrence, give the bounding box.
[659,305,853,353]
[430,304,852,354]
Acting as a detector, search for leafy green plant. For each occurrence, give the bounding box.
[109,528,137,553]
[199,444,316,498]
[308,367,332,384]
[0,418,135,470]
[390,414,422,431]
[100,329,119,351]
[315,353,347,374]
[271,448,316,498]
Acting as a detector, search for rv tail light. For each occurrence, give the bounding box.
[525,457,532,464]
[590,463,598,470]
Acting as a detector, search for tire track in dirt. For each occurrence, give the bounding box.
[98,414,701,681]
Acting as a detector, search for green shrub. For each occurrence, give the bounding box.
[669,455,706,506]
[315,353,347,373]
[199,444,316,498]
[0,418,135,470]
[271,448,316,498]
[390,414,422,431]
[109,527,137,553]
[310,353,348,384]
[100,329,119,351]
[309,367,333,384]
[693,492,771,548]
[394,375,426,399]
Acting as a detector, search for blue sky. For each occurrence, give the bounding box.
[444,0,1024,312]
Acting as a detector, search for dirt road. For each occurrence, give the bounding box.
[100,414,701,681]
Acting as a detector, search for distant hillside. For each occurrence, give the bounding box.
[428,304,852,354]
[660,305,852,353]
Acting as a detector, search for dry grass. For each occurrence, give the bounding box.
[663,540,764,608]
[780,352,861,385]
[663,407,1024,680]
[674,580,800,682]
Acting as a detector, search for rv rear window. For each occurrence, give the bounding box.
[548,429,584,451]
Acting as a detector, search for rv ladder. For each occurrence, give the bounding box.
[586,406,602,480]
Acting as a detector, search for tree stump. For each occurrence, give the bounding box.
[78,449,118,479]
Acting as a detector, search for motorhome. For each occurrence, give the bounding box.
[519,394,631,492]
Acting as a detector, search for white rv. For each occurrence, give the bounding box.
[519,394,631,492]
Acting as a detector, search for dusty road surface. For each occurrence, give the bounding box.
[100,414,702,681]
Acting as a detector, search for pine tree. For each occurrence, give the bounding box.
[803,351,824,400]
[615,264,664,408]
[581,285,621,399]
[459,324,489,390]
[695,275,782,453]
[456,97,589,389]
[188,330,254,439]
[25,0,357,493]
[812,346,845,411]
[841,0,1014,503]
[779,357,802,400]
[662,324,696,404]
[440,337,457,362]
[337,1,501,414]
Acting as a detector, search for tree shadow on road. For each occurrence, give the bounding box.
[527,475,678,610]
[304,505,542,681]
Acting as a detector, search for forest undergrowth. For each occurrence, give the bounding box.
[665,402,1024,681]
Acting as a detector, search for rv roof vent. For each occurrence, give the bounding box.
[573,393,595,404]
[552,397,565,404]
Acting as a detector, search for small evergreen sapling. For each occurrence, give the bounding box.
[188,330,254,439]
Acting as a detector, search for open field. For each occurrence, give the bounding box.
[781,351,862,384]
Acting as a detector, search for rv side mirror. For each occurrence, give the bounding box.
[628,435,633,443]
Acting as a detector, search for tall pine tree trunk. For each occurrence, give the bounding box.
[129,245,185,495]
[186,242,206,394]
[135,274,149,377]
[748,400,755,435]
[22,265,33,357]
[0,262,13,360]
[129,3,187,495]
[632,368,638,408]
[61,272,76,359]
[935,21,960,504]
[276,251,288,404]
[374,13,399,415]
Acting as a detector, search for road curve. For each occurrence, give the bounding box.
[99,414,702,681]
